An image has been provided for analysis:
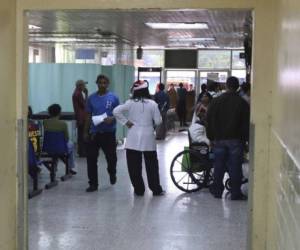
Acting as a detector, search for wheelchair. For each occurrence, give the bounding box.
[170,129,214,193]
[170,132,248,193]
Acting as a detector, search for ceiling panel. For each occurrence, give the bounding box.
[27,9,252,49]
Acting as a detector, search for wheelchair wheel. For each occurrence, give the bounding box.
[225,178,231,191]
[225,177,248,191]
[170,149,208,193]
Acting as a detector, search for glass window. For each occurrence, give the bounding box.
[138,71,161,95]
[198,50,231,69]
[232,50,246,69]
[231,69,247,83]
[200,71,228,84]
[134,50,164,68]
[166,70,196,89]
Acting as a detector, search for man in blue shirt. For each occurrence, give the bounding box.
[84,74,120,192]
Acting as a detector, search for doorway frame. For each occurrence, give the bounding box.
[14,2,275,250]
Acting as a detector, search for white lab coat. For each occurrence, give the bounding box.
[113,99,162,151]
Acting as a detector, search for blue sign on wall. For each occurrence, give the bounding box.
[75,49,96,60]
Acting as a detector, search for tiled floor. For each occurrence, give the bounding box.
[29,132,248,250]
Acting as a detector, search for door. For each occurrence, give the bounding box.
[137,67,162,95]
[198,70,229,95]
[165,70,197,121]
[199,70,229,84]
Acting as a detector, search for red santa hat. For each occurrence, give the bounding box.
[132,80,148,91]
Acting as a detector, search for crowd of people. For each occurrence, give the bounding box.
[30,74,250,200]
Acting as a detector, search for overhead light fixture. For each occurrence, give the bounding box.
[168,34,193,39]
[29,37,117,43]
[167,43,193,47]
[168,37,215,42]
[145,22,208,29]
[142,46,165,49]
[224,46,244,49]
[195,45,206,48]
[206,46,221,49]
[28,24,41,30]
[30,37,77,42]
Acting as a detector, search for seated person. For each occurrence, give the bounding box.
[188,118,210,146]
[28,106,42,173]
[192,93,211,125]
[43,104,76,175]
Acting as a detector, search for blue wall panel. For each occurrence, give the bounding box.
[29,63,134,141]
[29,63,100,113]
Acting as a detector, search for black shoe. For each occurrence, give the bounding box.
[70,169,77,175]
[209,186,222,199]
[86,186,98,192]
[212,193,222,199]
[153,190,166,196]
[35,166,42,174]
[134,191,144,196]
[78,153,86,158]
[231,193,248,201]
[110,175,117,185]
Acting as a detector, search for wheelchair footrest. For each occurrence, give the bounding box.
[45,180,58,189]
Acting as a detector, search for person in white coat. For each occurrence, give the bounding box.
[113,80,165,196]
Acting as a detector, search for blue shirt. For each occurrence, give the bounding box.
[154,91,170,112]
[86,91,120,133]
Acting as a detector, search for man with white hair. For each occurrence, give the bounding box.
[188,119,210,146]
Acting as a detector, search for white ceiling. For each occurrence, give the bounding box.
[27,9,252,49]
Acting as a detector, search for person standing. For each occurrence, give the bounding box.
[84,74,119,192]
[167,83,177,109]
[240,82,251,104]
[72,79,88,157]
[154,83,170,140]
[196,84,212,104]
[206,76,250,200]
[192,93,211,125]
[176,82,188,127]
[113,80,165,196]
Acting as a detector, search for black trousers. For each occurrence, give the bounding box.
[77,124,86,156]
[126,149,163,195]
[176,101,186,126]
[86,132,117,187]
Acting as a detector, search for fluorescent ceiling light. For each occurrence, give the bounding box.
[28,24,41,30]
[169,37,215,42]
[141,46,165,49]
[29,37,117,44]
[206,46,221,49]
[145,22,208,29]
[167,43,194,47]
[168,34,193,39]
[224,46,244,49]
[195,45,206,48]
[30,37,77,42]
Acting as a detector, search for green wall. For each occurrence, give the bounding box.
[28,63,134,140]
